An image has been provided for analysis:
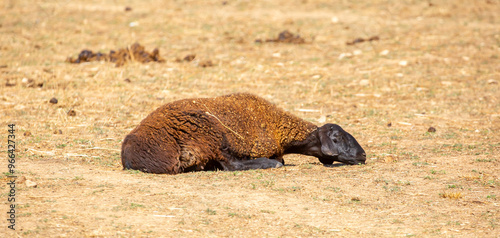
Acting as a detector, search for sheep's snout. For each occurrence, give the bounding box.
[356,152,367,165]
[339,142,366,165]
[318,124,366,166]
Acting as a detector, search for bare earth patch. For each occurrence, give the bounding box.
[1,0,499,237]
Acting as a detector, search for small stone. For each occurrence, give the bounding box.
[428,127,436,133]
[49,97,58,104]
[23,131,32,136]
[183,54,196,62]
[67,109,76,116]
[338,52,353,60]
[53,129,63,134]
[26,180,37,188]
[353,49,362,56]
[5,80,16,87]
[399,60,408,66]
[125,6,132,11]
[124,78,131,83]
[22,77,35,87]
[359,79,370,86]
[387,122,392,127]
[198,60,213,67]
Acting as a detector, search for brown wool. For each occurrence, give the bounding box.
[124,93,318,173]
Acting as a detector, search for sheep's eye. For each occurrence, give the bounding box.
[333,138,338,143]
[332,132,341,138]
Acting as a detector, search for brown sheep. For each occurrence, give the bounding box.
[121,93,366,174]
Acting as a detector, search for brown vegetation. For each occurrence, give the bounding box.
[66,42,165,67]
[255,30,306,44]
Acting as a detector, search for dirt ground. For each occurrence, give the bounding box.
[1,0,499,237]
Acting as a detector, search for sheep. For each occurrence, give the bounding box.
[121,93,366,174]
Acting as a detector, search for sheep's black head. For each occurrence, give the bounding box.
[317,124,366,165]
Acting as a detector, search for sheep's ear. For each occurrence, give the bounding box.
[318,126,339,156]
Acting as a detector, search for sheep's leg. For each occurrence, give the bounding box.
[220,157,283,171]
[270,155,284,165]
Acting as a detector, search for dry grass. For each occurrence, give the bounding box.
[1,0,499,237]
[440,192,463,200]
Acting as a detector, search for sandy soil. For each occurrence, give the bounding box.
[1,0,499,237]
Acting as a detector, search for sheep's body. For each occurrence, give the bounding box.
[122,93,318,174]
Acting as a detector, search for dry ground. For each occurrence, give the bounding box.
[1,0,499,237]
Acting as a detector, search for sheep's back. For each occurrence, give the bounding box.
[150,93,317,158]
